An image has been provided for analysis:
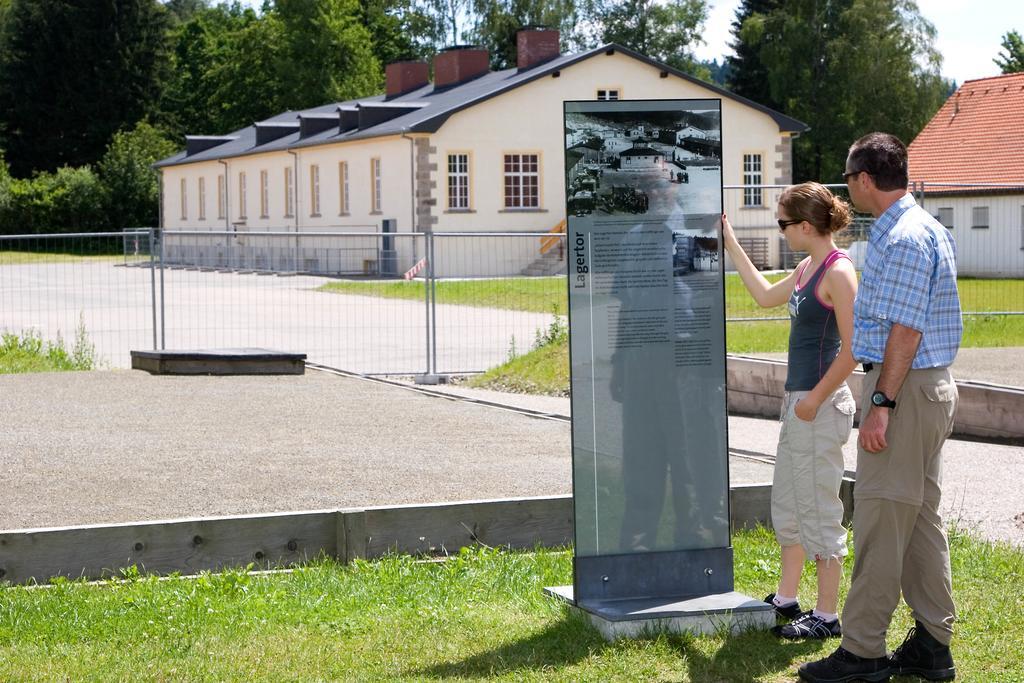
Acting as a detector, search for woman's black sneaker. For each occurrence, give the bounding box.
[763,592,803,620]
[772,612,842,640]
[889,622,956,681]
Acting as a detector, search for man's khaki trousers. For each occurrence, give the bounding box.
[840,366,958,658]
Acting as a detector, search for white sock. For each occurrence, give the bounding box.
[812,609,839,622]
[773,594,798,608]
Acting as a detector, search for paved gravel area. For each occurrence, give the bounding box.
[2,364,1021,547]
[0,369,571,531]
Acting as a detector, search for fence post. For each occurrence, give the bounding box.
[425,231,432,376]
[149,228,158,350]
[430,233,438,376]
[158,228,166,350]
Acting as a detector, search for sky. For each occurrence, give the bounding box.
[232,0,1023,86]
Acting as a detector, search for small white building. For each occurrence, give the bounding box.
[908,71,1024,277]
[619,146,663,171]
[156,29,807,277]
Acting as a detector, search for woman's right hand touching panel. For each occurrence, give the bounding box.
[720,213,739,251]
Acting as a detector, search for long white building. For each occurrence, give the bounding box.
[156,29,807,277]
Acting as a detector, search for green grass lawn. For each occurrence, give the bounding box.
[1,527,1019,681]
[0,250,121,265]
[318,274,1024,321]
[318,277,568,315]
[465,324,570,396]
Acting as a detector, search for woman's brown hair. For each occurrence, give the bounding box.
[779,182,852,235]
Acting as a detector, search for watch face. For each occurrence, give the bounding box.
[872,391,892,407]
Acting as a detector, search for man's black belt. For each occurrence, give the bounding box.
[863,362,874,373]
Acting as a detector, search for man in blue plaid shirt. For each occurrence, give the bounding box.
[800,133,962,683]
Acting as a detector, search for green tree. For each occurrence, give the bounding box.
[994,30,1024,73]
[274,0,383,109]
[163,0,210,23]
[98,121,178,229]
[725,0,781,109]
[160,3,264,136]
[743,0,948,181]
[468,0,582,70]
[596,0,709,78]
[0,0,171,177]
[361,0,436,64]
[416,0,473,47]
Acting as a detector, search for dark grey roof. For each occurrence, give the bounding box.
[620,146,661,156]
[155,44,808,169]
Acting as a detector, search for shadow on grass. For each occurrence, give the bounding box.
[412,611,606,678]
[671,627,828,682]
[413,608,832,681]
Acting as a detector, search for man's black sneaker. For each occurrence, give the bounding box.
[798,646,891,683]
[889,622,956,681]
[773,611,842,640]
[764,592,802,620]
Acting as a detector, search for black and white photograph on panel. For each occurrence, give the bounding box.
[565,103,721,218]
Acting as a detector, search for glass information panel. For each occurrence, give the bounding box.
[566,99,729,565]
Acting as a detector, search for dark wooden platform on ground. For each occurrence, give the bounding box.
[130,348,306,375]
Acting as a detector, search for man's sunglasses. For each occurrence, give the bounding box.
[778,218,803,231]
[843,169,868,182]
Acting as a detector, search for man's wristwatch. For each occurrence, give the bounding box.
[870,390,897,409]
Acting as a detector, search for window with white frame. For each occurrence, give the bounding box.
[937,207,953,229]
[503,153,539,209]
[597,89,619,101]
[1021,205,1024,249]
[447,153,470,210]
[238,172,247,219]
[971,206,989,229]
[743,153,762,207]
[180,178,187,220]
[371,158,382,212]
[259,170,269,218]
[309,164,320,216]
[217,174,226,219]
[338,161,349,215]
[284,167,294,217]
[198,177,206,221]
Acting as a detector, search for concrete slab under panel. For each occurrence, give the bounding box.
[544,585,775,640]
[130,348,306,375]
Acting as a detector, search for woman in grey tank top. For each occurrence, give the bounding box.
[722,183,859,640]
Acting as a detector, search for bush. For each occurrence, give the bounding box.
[0,157,106,234]
[0,321,97,374]
[98,121,178,230]
[0,121,176,235]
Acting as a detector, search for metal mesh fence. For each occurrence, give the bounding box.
[2,186,1022,376]
[429,232,566,374]
[156,231,430,374]
[0,231,159,368]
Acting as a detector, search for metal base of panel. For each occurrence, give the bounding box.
[575,547,735,601]
[544,585,775,641]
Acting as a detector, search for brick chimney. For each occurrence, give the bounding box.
[517,27,560,70]
[433,46,490,89]
[385,61,429,98]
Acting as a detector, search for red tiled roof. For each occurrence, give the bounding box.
[908,72,1024,186]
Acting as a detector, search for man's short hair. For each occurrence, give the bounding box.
[848,132,908,191]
